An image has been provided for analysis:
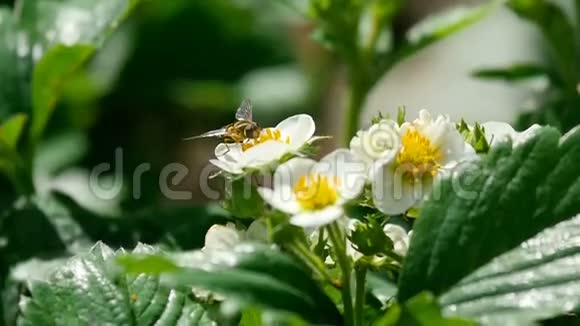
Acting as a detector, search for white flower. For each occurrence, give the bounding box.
[202,220,267,252]
[210,114,315,174]
[481,121,541,148]
[383,224,411,256]
[258,149,366,228]
[372,110,476,215]
[350,119,401,169]
[350,119,402,179]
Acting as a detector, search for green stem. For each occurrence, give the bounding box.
[286,241,336,286]
[354,264,367,326]
[344,76,369,146]
[327,222,354,326]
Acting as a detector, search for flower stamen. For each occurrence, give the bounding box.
[293,174,340,210]
[241,128,290,151]
[396,129,442,180]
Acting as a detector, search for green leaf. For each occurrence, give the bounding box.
[240,308,263,326]
[396,106,406,126]
[118,243,342,325]
[508,0,578,87]
[31,45,95,140]
[472,63,552,82]
[440,214,580,324]
[0,8,28,119]
[398,126,580,301]
[224,177,265,219]
[379,0,502,78]
[0,114,28,188]
[17,242,215,325]
[0,0,143,135]
[0,114,28,149]
[374,292,474,326]
[0,198,69,269]
[367,272,398,305]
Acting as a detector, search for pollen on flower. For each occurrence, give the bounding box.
[396,128,442,180]
[241,128,290,151]
[293,174,340,210]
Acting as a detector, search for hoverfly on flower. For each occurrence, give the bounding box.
[185,99,262,144]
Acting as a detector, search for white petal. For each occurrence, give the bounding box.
[276,114,315,149]
[417,115,455,150]
[350,120,401,163]
[383,224,410,256]
[349,132,369,162]
[274,157,316,189]
[314,149,366,200]
[371,157,421,215]
[243,140,289,167]
[204,224,242,251]
[257,187,301,214]
[209,159,243,174]
[290,206,343,228]
[393,241,409,256]
[417,109,432,123]
[383,224,408,242]
[440,131,475,164]
[481,121,516,146]
[215,143,243,163]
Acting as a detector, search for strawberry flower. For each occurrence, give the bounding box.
[210,114,316,174]
[258,149,366,228]
[371,110,476,215]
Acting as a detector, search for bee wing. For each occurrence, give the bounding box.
[235,99,253,121]
[183,128,227,140]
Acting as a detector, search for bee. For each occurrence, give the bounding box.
[185,99,262,145]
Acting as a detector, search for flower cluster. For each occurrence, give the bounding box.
[193,107,544,324]
[202,109,540,272]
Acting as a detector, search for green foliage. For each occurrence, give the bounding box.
[0,114,28,149]
[508,0,577,85]
[302,0,501,143]
[398,126,580,300]
[224,176,266,219]
[396,107,406,126]
[374,293,474,326]
[31,45,95,141]
[472,63,552,82]
[0,0,141,119]
[0,192,229,284]
[440,213,580,324]
[118,243,342,325]
[0,114,29,192]
[456,120,490,153]
[475,0,580,132]
[16,242,215,325]
[366,272,398,305]
[350,220,394,256]
[379,0,504,80]
[0,0,142,194]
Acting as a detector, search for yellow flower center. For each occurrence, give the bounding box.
[242,128,290,151]
[396,128,442,180]
[293,174,340,210]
